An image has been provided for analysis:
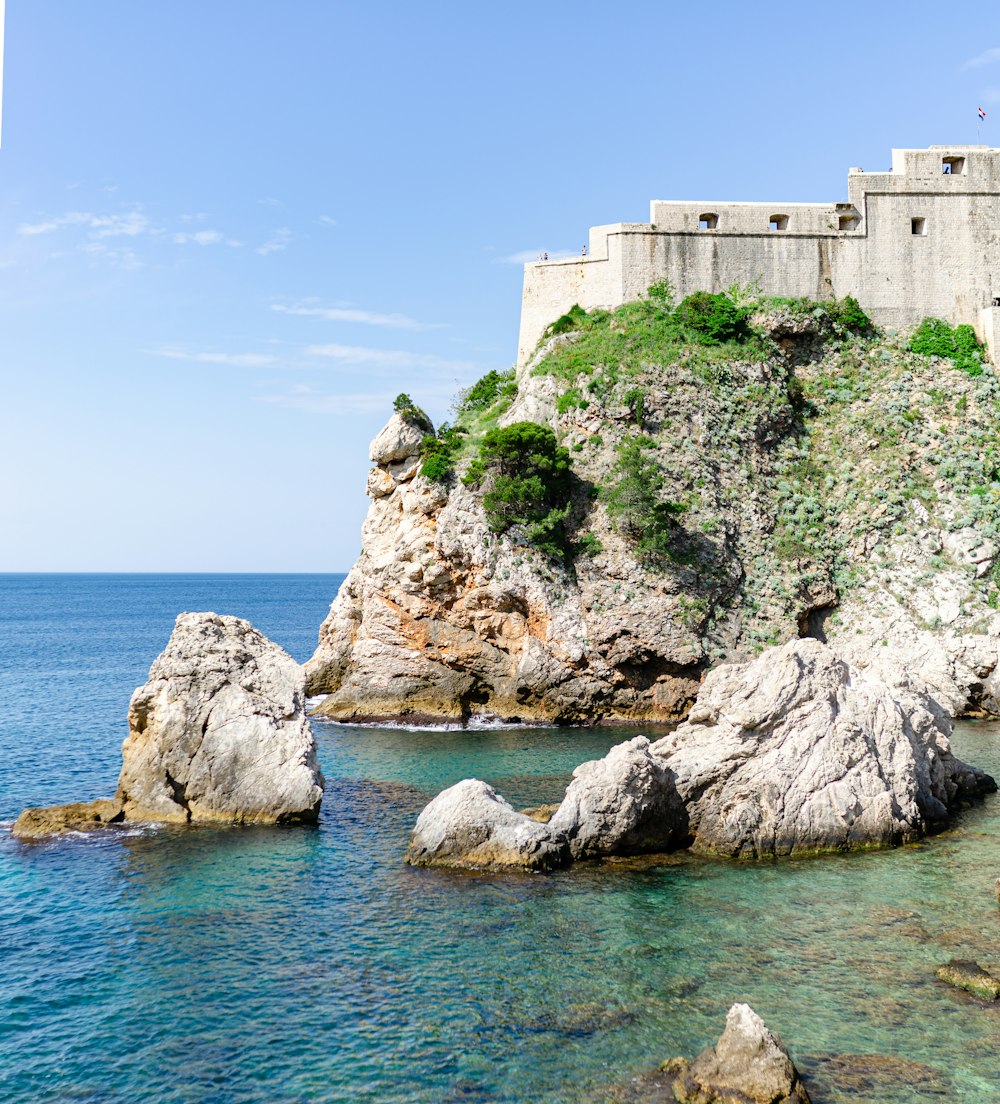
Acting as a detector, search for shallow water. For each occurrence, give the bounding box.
[1,575,999,1103]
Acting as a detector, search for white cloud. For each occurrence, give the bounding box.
[18,209,152,239]
[19,211,94,236]
[257,227,292,255]
[304,342,477,373]
[494,248,578,264]
[271,302,444,331]
[172,229,241,246]
[150,348,276,367]
[319,214,337,226]
[87,211,150,238]
[258,196,283,207]
[962,46,1000,70]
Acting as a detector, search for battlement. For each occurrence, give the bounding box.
[518,147,1000,365]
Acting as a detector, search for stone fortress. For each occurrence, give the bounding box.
[517,146,1000,365]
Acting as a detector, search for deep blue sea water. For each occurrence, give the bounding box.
[2,574,1000,1104]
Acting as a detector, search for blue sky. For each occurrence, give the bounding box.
[3,0,1000,571]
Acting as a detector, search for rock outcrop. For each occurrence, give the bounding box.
[548,736,688,859]
[13,613,324,839]
[651,639,995,858]
[12,799,124,841]
[663,1003,811,1104]
[116,613,324,824]
[405,737,687,871]
[306,304,1000,725]
[405,639,995,870]
[405,778,566,871]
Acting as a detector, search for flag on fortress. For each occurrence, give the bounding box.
[980,107,987,121]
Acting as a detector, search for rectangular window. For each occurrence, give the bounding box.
[911,217,927,236]
[769,214,789,231]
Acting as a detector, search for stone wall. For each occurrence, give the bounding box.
[517,146,1000,365]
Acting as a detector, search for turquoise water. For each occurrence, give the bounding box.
[1,575,999,1103]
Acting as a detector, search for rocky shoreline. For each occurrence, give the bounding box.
[405,638,996,870]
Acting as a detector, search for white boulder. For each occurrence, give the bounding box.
[652,638,995,857]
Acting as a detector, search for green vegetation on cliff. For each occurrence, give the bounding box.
[463,422,572,559]
[397,287,1000,656]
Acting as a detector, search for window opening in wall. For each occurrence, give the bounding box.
[838,214,858,231]
[769,214,789,231]
[942,156,966,175]
[911,217,927,236]
[698,213,718,230]
[993,297,1000,307]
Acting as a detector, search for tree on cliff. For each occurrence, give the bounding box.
[464,421,572,557]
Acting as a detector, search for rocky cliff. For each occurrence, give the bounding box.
[307,295,1000,724]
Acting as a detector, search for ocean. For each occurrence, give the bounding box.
[1,574,999,1103]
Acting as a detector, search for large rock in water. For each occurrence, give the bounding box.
[13,613,324,838]
[116,613,324,824]
[405,736,687,870]
[548,736,688,859]
[405,778,565,871]
[666,1003,811,1104]
[651,638,995,858]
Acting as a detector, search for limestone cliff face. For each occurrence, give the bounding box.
[306,412,702,722]
[308,305,1000,724]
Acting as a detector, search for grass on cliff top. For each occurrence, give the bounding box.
[532,288,873,384]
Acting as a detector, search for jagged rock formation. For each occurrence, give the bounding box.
[651,639,995,858]
[405,736,687,871]
[547,736,687,859]
[306,301,1000,724]
[13,613,324,839]
[662,1003,812,1104]
[405,640,994,870]
[116,613,324,824]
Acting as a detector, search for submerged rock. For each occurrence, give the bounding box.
[665,1003,811,1104]
[12,799,123,840]
[14,613,324,840]
[652,638,996,858]
[117,613,324,825]
[935,959,1000,1001]
[405,778,564,871]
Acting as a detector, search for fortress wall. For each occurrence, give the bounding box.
[516,148,1000,366]
[615,230,838,304]
[650,201,846,235]
[834,192,1000,330]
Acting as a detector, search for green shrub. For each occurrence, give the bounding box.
[647,279,675,305]
[464,422,572,557]
[825,295,874,334]
[603,436,685,565]
[393,393,433,431]
[545,304,588,338]
[556,388,589,414]
[623,387,646,426]
[909,317,985,376]
[675,291,749,343]
[575,532,603,557]
[457,369,517,416]
[420,422,466,482]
